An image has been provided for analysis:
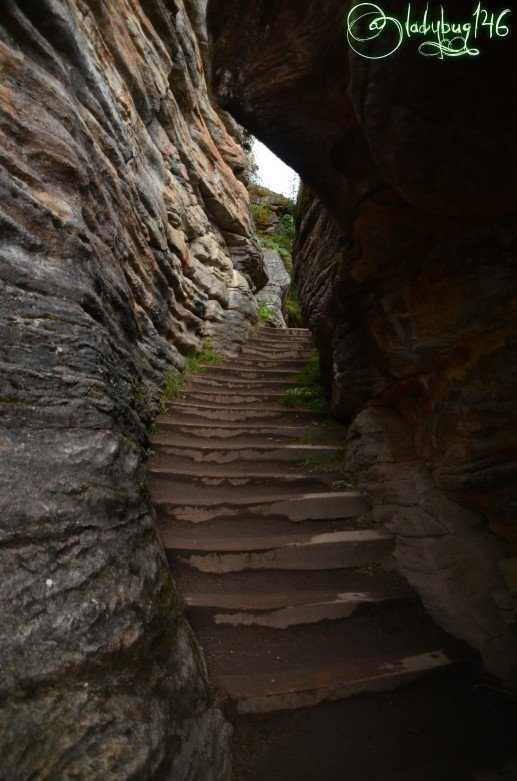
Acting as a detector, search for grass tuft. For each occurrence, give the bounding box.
[299,453,346,472]
[257,299,278,324]
[282,350,330,412]
[160,341,225,411]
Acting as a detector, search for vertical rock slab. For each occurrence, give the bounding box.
[256,249,291,328]
[0,0,267,775]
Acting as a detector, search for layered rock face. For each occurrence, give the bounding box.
[0,0,266,776]
[256,248,291,328]
[208,0,517,682]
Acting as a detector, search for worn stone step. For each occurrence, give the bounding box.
[151,420,344,443]
[176,389,293,406]
[178,566,415,628]
[147,461,338,491]
[202,365,302,380]
[246,340,312,352]
[151,486,370,523]
[148,459,340,496]
[217,651,454,714]
[248,330,313,345]
[183,587,414,629]
[188,375,303,392]
[236,347,313,361]
[162,528,392,573]
[191,601,466,714]
[255,326,311,334]
[227,357,309,371]
[160,402,330,425]
[148,440,345,465]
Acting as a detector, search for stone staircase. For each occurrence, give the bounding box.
[148,328,464,719]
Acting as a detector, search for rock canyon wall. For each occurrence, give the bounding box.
[0,0,266,776]
[208,0,517,684]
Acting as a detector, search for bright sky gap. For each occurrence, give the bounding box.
[253,140,300,198]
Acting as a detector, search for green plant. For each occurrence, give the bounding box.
[332,480,352,492]
[251,202,275,231]
[299,453,346,472]
[285,287,303,327]
[162,369,182,404]
[277,213,295,244]
[160,342,225,410]
[282,350,331,412]
[257,299,277,323]
[282,385,330,412]
[149,422,160,434]
[293,350,320,386]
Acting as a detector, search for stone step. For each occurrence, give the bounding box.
[247,331,313,347]
[255,326,311,335]
[190,600,465,715]
[183,588,414,629]
[151,420,344,443]
[151,486,370,524]
[202,365,302,380]
[175,389,294,406]
[147,460,338,492]
[246,340,312,352]
[149,464,341,490]
[162,528,392,573]
[178,567,415,629]
[160,402,330,424]
[236,347,313,361]
[188,376,303,392]
[217,651,454,714]
[227,357,309,371]
[148,440,345,464]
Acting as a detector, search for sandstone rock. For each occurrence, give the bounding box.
[256,250,291,329]
[0,0,267,774]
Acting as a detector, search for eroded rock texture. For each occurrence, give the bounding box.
[0,0,266,775]
[208,0,517,683]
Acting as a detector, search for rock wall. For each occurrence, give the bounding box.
[256,249,291,328]
[0,0,266,776]
[207,0,517,684]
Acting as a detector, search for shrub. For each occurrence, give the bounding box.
[257,299,278,324]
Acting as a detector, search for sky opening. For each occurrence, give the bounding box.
[253,140,299,199]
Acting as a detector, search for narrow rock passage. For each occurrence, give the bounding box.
[146,328,499,776]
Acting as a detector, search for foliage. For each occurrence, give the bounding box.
[300,453,346,472]
[257,299,278,324]
[277,213,295,244]
[293,350,320,385]
[282,350,330,412]
[251,202,275,231]
[282,385,330,412]
[285,286,303,328]
[160,342,224,410]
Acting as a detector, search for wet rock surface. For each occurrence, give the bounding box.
[0,0,268,775]
[208,0,517,683]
